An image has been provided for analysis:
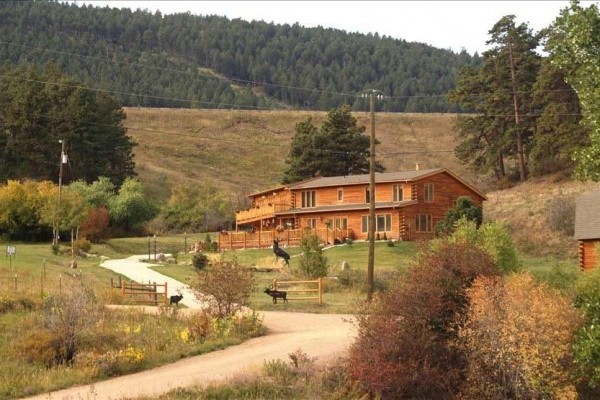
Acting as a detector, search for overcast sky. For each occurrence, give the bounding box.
[82,1,598,55]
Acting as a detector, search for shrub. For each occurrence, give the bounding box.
[203,233,218,253]
[442,218,521,274]
[81,206,110,242]
[386,239,394,247]
[297,233,328,278]
[192,260,254,317]
[51,243,60,255]
[435,196,483,237]
[344,237,353,245]
[546,194,576,236]
[192,252,209,271]
[348,242,500,399]
[573,268,600,388]
[459,274,582,398]
[73,238,92,254]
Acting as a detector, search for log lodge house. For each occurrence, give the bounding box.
[218,168,486,250]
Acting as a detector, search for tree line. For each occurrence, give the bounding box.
[0,1,480,112]
[450,2,600,182]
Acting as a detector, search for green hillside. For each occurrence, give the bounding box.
[0,1,480,112]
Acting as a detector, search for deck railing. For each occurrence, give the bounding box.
[235,204,292,224]
[218,228,352,250]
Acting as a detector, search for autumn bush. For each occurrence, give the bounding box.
[458,274,582,399]
[347,241,501,399]
[297,232,328,278]
[81,206,110,242]
[192,259,254,317]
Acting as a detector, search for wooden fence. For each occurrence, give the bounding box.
[111,277,167,306]
[218,228,352,251]
[272,278,323,305]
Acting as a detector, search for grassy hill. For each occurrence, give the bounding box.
[123,107,600,258]
[124,108,476,202]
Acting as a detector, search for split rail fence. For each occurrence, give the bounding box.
[272,278,323,305]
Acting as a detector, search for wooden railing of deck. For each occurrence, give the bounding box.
[218,228,352,250]
[235,204,292,224]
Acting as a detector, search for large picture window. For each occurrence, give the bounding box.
[361,214,392,232]
[416,214,432,232]
[301,191,316,208]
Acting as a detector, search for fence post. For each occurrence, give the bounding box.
[272,278,277,291]
[14,274,17,291]
[153,282,157,305]
[244,232,247,250]
[164,282,168,305]
[258,231,262,249]
[40,271,44,297]
[318,278,323,305]
[121,280,125,297]
[59,274,62,294]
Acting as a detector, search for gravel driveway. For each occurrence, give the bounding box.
[20,256,357,400]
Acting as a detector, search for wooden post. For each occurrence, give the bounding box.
[229,232,233,250]
[59,274,62,294]
[244,232,247,249]
[153,282,157,305]
[272,278,277,291]
[164,282,168,304]
[121,279,125,297]
[318,277,323,305]
[258,231,262,249]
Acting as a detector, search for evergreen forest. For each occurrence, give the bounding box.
[0,1,481,112]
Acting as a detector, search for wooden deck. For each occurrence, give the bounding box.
[218,228,352,251]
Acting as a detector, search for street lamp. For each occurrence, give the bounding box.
[153,234,157,261]
[53,139,67,246]
[361,89,386,302]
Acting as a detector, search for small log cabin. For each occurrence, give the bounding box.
[221,168,486,250]
[575,190,600,271]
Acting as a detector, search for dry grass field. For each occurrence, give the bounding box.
[123,108,474,202]
[123,107,600,257]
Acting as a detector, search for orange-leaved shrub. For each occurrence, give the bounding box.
[458,274,582,399]
[347,242,501,399]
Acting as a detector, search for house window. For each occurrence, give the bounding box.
[301,190,316,208]
[337,189,343,201]
[365,187,370,203]
[416,214,432,232]
[424,183,434,202]
[362,214,392,232]
[393,184,404,202]
[334,217,348,230]
[305,218,317,229]
[361,215,369,233]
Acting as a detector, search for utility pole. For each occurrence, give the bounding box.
[508,40,526,181]
[53,139,66,246]
[362,89,385,302]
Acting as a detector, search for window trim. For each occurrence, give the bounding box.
[424,183,434,202]
[301,190,316,208]
[362,213,392,233]
[337,188,343,201]
[415,214,432,232]
[393,184,404,202]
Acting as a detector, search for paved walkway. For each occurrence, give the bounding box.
[100,255,206,309]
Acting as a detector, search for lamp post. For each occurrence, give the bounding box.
[361,89,386,302]
[153,234,157,261]
[53,139,67,246]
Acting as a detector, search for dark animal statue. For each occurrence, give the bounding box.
[264,287,288,304]
[273,239,290,266]
[169,294,183,305]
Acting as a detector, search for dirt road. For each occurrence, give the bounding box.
[21,256,357,400]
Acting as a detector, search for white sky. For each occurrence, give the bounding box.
[82,1,598,55]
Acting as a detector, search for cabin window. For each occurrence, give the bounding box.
[365,187,370,203]
[334,217,348,230]
[305,218,317,229]
[424,183,434,202]
[416,214,432,232]
[361,214,392,232]
[393,184,404,202]
[301,190,316,208]
[337,189,343,201]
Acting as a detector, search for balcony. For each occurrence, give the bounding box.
[236,203,292,225]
